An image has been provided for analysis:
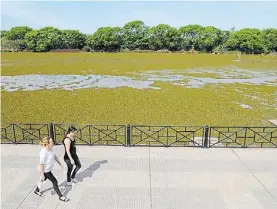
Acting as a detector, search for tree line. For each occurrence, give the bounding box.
[1,20,277,54]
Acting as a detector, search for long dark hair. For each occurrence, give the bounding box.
[65,126,77,136]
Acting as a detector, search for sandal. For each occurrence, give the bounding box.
[59,196,70,202]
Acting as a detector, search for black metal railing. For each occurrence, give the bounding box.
[53,124,126,146]
[1,123,276,148]
[1,124,50,144]
[130,125,205,147]
[209,126,277,148]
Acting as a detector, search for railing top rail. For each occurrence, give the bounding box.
[1,123,50,127]
[210,126,277,128]
[53,123,127,126]
[131,125,206,127]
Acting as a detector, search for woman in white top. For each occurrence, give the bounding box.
[34,136,69,202]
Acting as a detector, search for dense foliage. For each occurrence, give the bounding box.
[1,21,276,54]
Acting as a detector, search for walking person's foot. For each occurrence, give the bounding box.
[66,181,77,186]
[59,196,70,202]
[71,178,78,183]
[34,190,42,196]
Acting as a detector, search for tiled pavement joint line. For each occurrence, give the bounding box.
[149,147,153,209]
[16,180,39,209]
[232,149,277,203]
[164,154,172,207]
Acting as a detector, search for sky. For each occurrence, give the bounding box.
[1,1,277,34]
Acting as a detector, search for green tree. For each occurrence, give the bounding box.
[148,24,180,51]
[1,30,9,38]
[1,38,27,52]
[87,27,121,52]
[25,27,63,52]
[121,20,149,50]
[199,26,223,52]
[139,27,151,50]
[220,30,231,43]
[61,30,86,49]
[178,24,204,51]
[5,26,32,40]
[1,22,275,54]
[262,28,277,52]
[226,28,266,54]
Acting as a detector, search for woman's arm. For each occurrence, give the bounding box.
[39,150,46,180]
[55,154,61,165]
[39,164,45,180]
[55,154,64,170]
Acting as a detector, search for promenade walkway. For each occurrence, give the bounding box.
[1,145,277,209]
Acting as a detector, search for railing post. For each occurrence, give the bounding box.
[49,123,55,144]
[204,125,209,148]
[127,124,131,147]
[12,124,17,145]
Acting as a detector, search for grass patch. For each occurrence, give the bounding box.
[1,83,276,127]
[1,53,276,127]
[2,53,277,76]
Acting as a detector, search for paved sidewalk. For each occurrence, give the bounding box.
[1,145,277,209]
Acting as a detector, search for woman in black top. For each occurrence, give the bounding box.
[63,126,81,185]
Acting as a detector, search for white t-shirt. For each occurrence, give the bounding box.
[39,148,55,173]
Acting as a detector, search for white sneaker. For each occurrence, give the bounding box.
[71,178,78,183]
[66,181,77,186]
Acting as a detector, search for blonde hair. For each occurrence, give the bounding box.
[40,136,52,146]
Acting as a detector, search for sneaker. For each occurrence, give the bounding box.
[71,178,78,183]
[34,190,42,196]
[59,196,70,202]
[66,181,77,186]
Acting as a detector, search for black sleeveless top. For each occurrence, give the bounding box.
[63,137,76,158]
